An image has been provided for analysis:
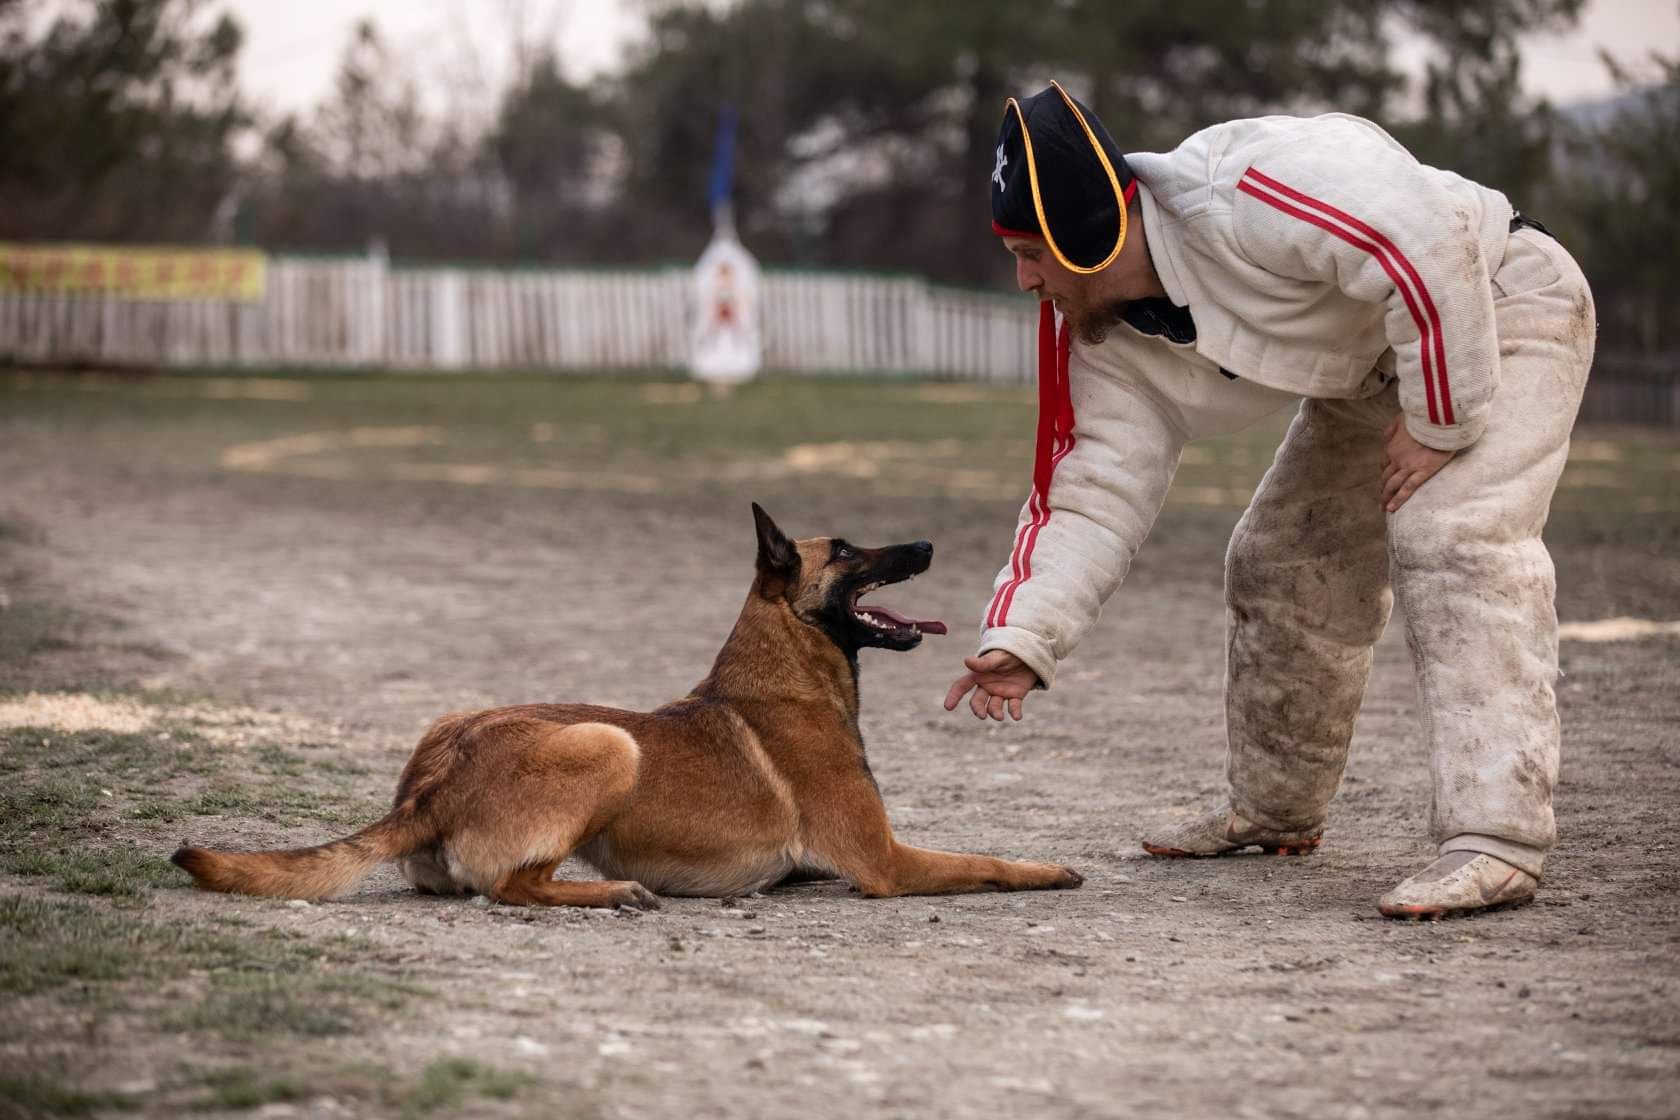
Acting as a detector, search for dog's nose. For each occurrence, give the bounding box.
[913,540,933,556]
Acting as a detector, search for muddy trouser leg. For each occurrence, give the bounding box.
[1224,395,1395,834]
[1389,230,1595,879]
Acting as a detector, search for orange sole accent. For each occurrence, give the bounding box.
[1140,835,1321,859]
[1377,896,1533,921]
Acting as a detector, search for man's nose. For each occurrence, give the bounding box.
[1015,258,1039,293]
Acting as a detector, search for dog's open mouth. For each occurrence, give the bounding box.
[850,581,947,639]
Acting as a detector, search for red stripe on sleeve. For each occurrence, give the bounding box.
[1241,167,1454,426]
[1236,176,1445,426]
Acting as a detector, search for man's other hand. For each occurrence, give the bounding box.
[1382,415,1457,513]
[943,650,1040,722]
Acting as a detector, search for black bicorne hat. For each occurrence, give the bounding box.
[990,80,1137,273]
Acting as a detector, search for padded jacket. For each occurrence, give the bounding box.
[978,113,1516,687]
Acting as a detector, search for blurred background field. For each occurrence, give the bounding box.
[5,367,1675,514]
[3,0,1679,423]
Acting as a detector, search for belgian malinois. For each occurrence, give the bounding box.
[172,505,1083,908]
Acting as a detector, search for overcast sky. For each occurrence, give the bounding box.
[223,0,1679,121]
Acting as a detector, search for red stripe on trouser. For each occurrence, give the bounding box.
[1236,177,1446,426]
[987,304,1074,628]
[1240,167,1454,426]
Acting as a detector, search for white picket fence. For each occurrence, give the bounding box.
[0,253,1038,382]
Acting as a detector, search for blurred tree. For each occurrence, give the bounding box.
[0,0,248,242]
[1388,0,1586,204]
[593,0,1585,286]
[1549,52,1680,355]
[0,0,1603,288]
[488,48,616,259]
[240,20,503,259]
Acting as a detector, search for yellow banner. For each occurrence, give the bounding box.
[0,242,268,301]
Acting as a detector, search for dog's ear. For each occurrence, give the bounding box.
[751,502,800,591]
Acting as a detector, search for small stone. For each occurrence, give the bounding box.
[285,899,313,909]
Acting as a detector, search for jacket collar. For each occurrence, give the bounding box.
[1134,181,1192,310]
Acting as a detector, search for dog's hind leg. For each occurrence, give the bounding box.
[493,860,660,910]
[443,721,658,910]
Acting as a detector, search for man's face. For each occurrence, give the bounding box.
[1003,236,1110,342]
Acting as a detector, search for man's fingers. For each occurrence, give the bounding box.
[969,686,989,721]
[1387,470,1425,513]
[987,694,1005,721]
[1008,696,1024,721]
[943,675,974,711]
[1381,467,1408,505]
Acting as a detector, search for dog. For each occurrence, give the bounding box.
[171,505,1083,908]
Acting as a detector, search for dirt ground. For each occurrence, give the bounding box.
[2,371,1678,1119]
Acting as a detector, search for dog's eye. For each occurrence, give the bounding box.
[834,545,855,561]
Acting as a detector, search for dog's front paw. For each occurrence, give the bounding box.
[1023,862,1083,890]
[1050,864,1084,890]
[610,881,661,911]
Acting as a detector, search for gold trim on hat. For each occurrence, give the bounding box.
[1005,81,1129,275]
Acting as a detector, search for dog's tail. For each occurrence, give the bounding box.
[171,812,430,901]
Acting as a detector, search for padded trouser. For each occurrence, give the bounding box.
[1221,229,1596,877]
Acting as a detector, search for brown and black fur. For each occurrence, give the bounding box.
[172,504,1083,908]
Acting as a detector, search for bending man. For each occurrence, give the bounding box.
[944,82,1595,920]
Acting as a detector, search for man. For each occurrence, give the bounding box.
[943,82,1595,919]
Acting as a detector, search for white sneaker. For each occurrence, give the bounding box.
[1378,851,1537,920]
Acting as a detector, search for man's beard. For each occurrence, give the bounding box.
[1063,299,1127,347]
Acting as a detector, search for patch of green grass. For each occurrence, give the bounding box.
[127,799,184,822]
[191,1068,307,1111]
[184,787,260,815]
[258,787,372,827]
[253,742,310,777]
[2,894,424,1057]
[401,1058,534,1114]
[0,777,103,836]
[0,723,213,781]
[168,969,422,1040]
[168,973,361,1039]
[0,896,175,995]
[4,842,179,898]
[0,1074,137,1116]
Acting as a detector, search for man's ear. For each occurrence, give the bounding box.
[752,502,800,591]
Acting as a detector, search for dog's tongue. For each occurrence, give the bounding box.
[871,605,948,635]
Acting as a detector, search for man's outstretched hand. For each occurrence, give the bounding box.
[944,650,1040,722]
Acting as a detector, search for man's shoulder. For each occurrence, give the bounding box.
[1134,114,1408,177]
[1130,114,1413,217]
